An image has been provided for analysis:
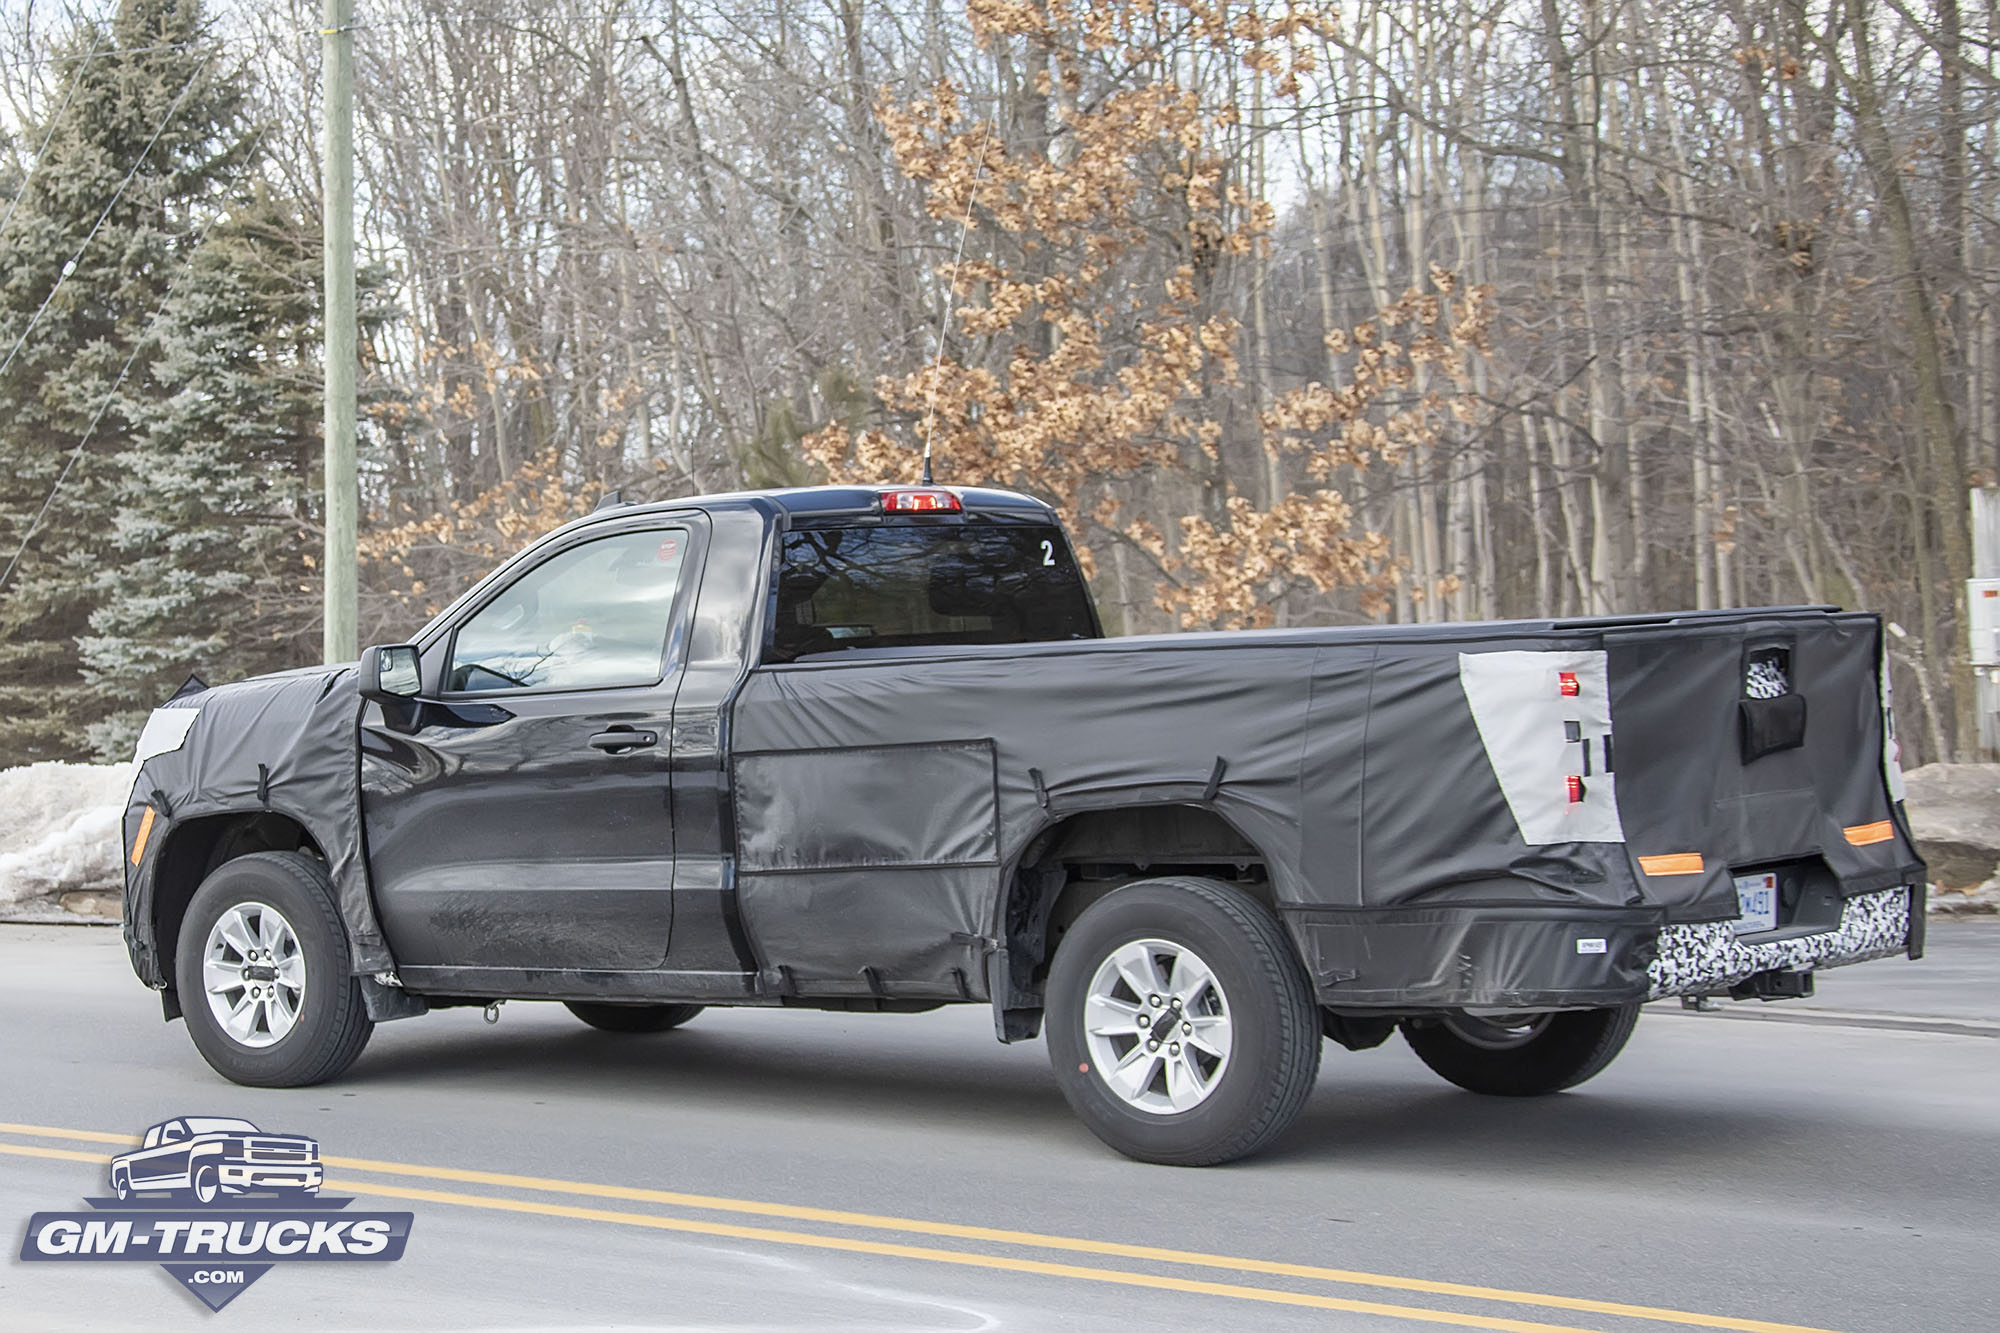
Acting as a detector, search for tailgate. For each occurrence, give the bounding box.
[1605,610,1924,940]
[1608,608,1920,992]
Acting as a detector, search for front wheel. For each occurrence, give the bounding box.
[563,1001,704,1033]
[1400,1004,1641,1097]
[175,852,374,1088]
[191,1165,220,1205]
[1045,877,1321,1166]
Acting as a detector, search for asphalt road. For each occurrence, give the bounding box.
[2,922,1994,1332]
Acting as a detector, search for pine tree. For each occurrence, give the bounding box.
[0,0,254,765]
[78,189,326,760]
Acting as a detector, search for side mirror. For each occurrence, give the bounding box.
[359,644,423,704]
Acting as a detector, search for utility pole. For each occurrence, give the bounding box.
[321,0,358,663]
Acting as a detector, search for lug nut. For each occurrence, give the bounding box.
[1170,1043,1181,1055]
[1148,995,1163,1007]
[1181,1022,1193,1034]
[1136,1014,1150,1028]
[1147,1039,1159,1051]
[1170,998,1182,1010]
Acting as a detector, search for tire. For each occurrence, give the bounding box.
[1045,877,1321,1166]
[191,1165,219,1205]
[1400,1003,1641,1097]
[174,851,374,1088]
[563,1001,704,1033]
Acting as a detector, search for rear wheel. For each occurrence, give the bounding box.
[175,852,374,1087]
[1401,1004,1641,1097]
[563,1001,704,1033]
[1045,877,1321,1166]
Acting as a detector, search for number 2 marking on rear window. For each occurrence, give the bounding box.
[1040,540,1055,567]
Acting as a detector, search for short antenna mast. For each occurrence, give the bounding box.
[918,117,993,488]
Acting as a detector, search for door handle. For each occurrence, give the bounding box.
[587,728,657,754]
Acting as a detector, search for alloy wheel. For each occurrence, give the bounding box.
[1081,938,1234,1114]
[201,901,307,1049]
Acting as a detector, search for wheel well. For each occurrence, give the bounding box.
[153,813,324,997]
[994,805,1274,1038]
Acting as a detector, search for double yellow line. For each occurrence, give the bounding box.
[1,1122,1840,1333]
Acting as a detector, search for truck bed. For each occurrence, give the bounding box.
[729,606,1922,1010]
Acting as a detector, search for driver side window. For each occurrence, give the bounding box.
[448,529,689,693]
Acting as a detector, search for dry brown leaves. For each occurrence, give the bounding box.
[806,1,1495,632]
[359,453,599,623]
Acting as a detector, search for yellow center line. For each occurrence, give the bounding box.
[0,1122,1844,1333]
[337,1175,1614,1333]
[3,1144,110,1165]
[0,1144,1592,1333]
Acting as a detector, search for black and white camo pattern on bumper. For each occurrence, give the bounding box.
[1647,887,1912,1000]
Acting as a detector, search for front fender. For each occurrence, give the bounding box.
[121,666,395,995]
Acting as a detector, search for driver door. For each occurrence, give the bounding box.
[361,517,702,973]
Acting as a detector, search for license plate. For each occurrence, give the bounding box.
[1732,872,1779,934]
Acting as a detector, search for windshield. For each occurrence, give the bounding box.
[181,1117,259,1134]
[769,522,1097,662]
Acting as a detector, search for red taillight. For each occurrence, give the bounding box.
[1558,671,1580,697]
[1566,775,1586,804]
[881,488,961,512]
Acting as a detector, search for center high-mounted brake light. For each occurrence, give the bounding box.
[881,488,961,513]
[1566,775,1586,804]
[1558,671,1580,697]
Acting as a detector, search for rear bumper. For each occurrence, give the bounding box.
[1294,903,1664,1010]
[1646,885,1913,999]
[1293,885,1916,1012]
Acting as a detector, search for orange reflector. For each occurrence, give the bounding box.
[1844,820,1895,846]
[129,805,157,866]
[1638,853,1705,876]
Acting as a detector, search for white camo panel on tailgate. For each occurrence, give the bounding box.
[1458,650,1625,845]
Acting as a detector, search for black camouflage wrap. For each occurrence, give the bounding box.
[120,665,390,990]
[729,609,1924,1008]
[120,602,1922,1015]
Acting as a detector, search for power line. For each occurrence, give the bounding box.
[0,211,225,602]
[0,103,269,605]
[0,68,200,385]
[0,29,107,246]
[0,38,190,74]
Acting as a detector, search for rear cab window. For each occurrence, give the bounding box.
[768,517,1098,662]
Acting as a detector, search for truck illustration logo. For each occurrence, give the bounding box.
[20,1116,411,1312]
[109,1117,323,1205]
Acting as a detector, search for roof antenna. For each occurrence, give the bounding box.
[917,115,993,488]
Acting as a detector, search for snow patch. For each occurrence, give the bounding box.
[0,762,135,906]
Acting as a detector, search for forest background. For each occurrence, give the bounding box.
[0,0,1994,767]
